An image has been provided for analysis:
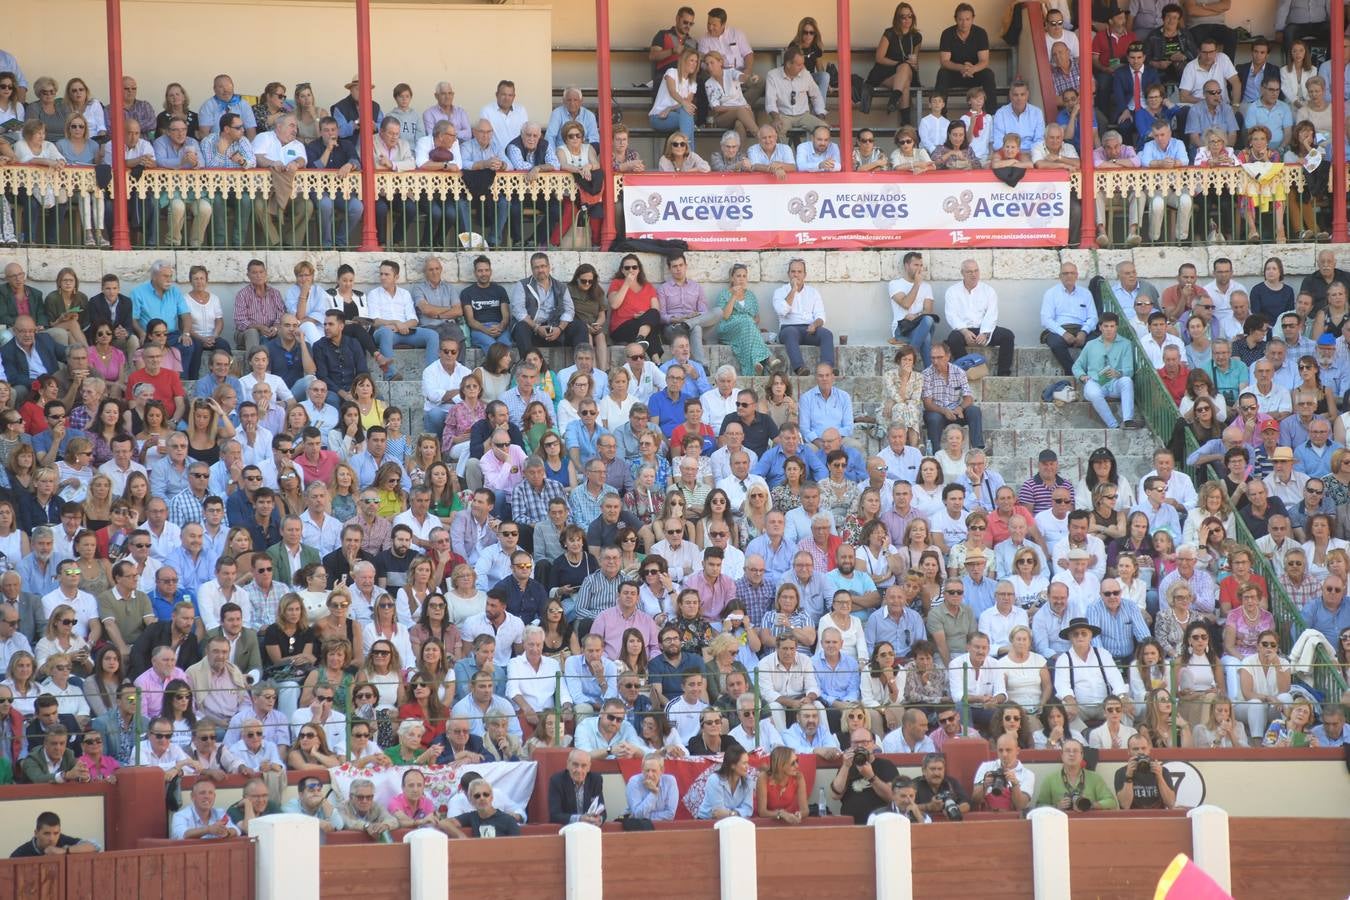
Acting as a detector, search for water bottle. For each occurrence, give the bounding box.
[815,785,828,817]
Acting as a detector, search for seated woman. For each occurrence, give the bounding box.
[1191,127,1240,243]
[1283,121,1329,241]
[931,120,980,170]
[710,130,751,172]
[889,125,934,173]
[989,134,1033,173]
[286,724,341,771]
[659,131,710,173]
[1236,125,1287,244]
[1262,696,1321,747]
[756,746,809,824]
[696,744,754,819]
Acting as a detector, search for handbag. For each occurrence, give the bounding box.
[953,353,989,382]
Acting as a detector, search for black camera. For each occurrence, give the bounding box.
[1131,754,1152,767]
[988,771,1008,797]
[1069,792,1092,812]
[937,790,963,821]
[853,747,872,764]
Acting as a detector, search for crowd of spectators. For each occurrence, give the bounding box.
[0,240,1344,836]
[4,0,1349,249]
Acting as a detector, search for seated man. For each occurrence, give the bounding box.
[746,124,797,180]
[1031,739,1117,810]
[1177,38,1240,107]
[922,342,983,453]
[545,86,600,148]
[794,125,840,172]
[1040,261,1097,377]
[1138,120,1193,243]
[504,122,561,248]
[1182,80,1238,149]
[1073,313,1137,429]
[934,3,998,101]
[943,258,1014,376]
[764,45,827,141]
[305,115,363,249]
[990,79,1045,150]
[250,114,313,246]
[414,120,472,242]
[9,812,100,857]
[772,259,835,378]
[170,779,242,840]
[366,259,439,370]
[152,116,213,248]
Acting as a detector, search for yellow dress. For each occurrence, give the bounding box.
[358,399,388,431]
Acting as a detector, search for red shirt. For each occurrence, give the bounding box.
[1158,365,1189,405]
[127,367,186,411]
[397,702,446,746]
[1092,29,1133,70]
[18,399,48,436]
[607,280,658,332]
[295,449,340,484]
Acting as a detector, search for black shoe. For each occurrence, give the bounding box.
[859,82,873,114]
[886,94,900,114]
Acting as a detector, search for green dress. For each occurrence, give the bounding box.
[714,288,771,374]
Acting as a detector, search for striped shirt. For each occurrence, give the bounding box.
[574,571,624,620]
[920,364,971,411]
[510,478,568,527]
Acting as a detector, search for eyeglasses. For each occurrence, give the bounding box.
[371,649,391,656]
[604,714,623,722]
[670,141,687,148]
[196,734,216,742]
[628,354,645,361]
[471,791,493,800]
[944,588,964,595]
[938,715,958,724]
[897,138,914,145]
[315,696,334,703]
[1003,714,1021,721]
[1053,498,1072,505]
[255,566,273,573]
[151,732,174,739]
[242,730,263,737]
[577,278,595,287]
[622,265,639,272]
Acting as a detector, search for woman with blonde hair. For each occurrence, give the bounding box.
[756,745,809,823]
[659,131,710,172]
[1192,696,1249,748]
[35,606,93,676]
[329,461,359,521]
[55,112,108,247]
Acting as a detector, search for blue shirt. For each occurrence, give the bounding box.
[1040,285,1098,336]
[564,421,609,466]
[130,281,189,329]
[991,103,1045,149]
[697,774,754,819]
[1242,100,1294,148]
[1086,599,1151,660]
[962,575,996,617]
[162,546,218,596]
[646,389,691,438]
[192,373,243,400]
[152,135,204,169]
[197,95,256,135]
[350,450,411,492]
[1138,137,1190,167]
[544,105,600,146]
[747,144,794,167]
[753,443,828,487]
[744,534,795,583]
[798,387,854,443]
[659,357,710,395]
[148,587,199,623]
[506,141,560,171]
[794,142,842,171]
[16,554,59,598]
[1302,597,1350,644]
[812,652,860,704]
[864,607,927,658]
[31,428,86,460]
[1294,440,1342,478]
[462,136,507,167]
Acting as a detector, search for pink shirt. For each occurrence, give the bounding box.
[387,793,435,820]
[79,754,120,781]
[683,571,736,622]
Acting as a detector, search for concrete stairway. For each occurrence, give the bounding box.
[200,342,1164,486]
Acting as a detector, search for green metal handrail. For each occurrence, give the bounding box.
[1097,278,1347,701]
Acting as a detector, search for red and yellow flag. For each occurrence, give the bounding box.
[1154,854,1233,900]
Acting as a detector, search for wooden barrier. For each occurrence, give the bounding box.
[0,841,253,900]
[1067,817,1193,900]
[448,835,566,900]
[757,824,875,899]
[603,829,721,898]
[0,857,64,900]
[913,819,1034,899]
[1229,818,1350,899]
[318,843,409,900]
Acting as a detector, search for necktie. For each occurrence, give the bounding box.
[1133,70,1142,110]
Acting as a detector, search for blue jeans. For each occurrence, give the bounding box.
[779,324,836,371]
[374,325,440,365]
[427,198,473,242]
[924,406,984,451]
[1083,376,1135,429]
[166,332,203,381]
[469,327,512,351]
[315,195,364,247]
[649,108,696,139]
[893,316,934,367]
[424,407,450,436]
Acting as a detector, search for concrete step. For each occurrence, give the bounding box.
[984,426,1162,462]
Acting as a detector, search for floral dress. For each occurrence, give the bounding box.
[714,289,770,375]
[819,478,861,524]
[884,368,924,435]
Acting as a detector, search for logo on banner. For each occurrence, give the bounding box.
[788,191,820,223]
[630,193,665,225]
[944,190,975,222]
[950,230,973,245]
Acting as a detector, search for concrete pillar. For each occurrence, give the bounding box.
[1187,805,1232,894]
[561,822,603,900]
[715,817,757,900]
[249,814,320,900]
[871,813,914,900]
[1028,807,1071,900]
[405,828,449,900]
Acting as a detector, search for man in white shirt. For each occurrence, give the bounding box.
[947,633,1007,732]
[756,637,821,732]
[289,687,347,755]
[772,258,835,376]
[1202,256,1248,322]
[699,365,740,426]
[1051,548,1102,613]
[880,707,938,754]
[250,115,313,245]
[1051,512,1107,581]
[877,424,923,483]
[480,79,528,145]
[506,627,569,726]
[198,557,248,632]
[366,259,439,373]
[763,46,827,141]
[421,335,471,435]
[299,380,339,431]
[1137,311,1186,369]
[888,251,935,365]
[1053,617,1128,729]
[97,435,147,495]
[697,8,763,104]
[944,259,1016,375]
[715,450,767,509]
[708,421,757,483]
[41,561,101,641]
[1250,360,1292,419]
[1177,39,1240,106]
[1135,447,1198,515]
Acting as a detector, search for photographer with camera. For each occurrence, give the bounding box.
[869,775,931,825]
[829,728,899,823]
[1031,738,1117,811]
[971,732,1034,812]
[912,752,972,821]
[1113,733,1175,810]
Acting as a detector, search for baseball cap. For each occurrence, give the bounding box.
[1258,416,1278,433]
[1038,450,1058,463]
[1317,333,1336,346]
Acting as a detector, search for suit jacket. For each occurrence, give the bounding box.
[130,623,202,677]
[1110,65,1162,120]
[266,541,321,586]
[206,626,263,677]
[26,715,84,756]
[1236,62,1282,101]
[0,285,49,327]
[0,333,64,389]
[547,769,607,824]
[19,748,78,784]
[183,656,249,699]
[84,292,137,342]
[1,594,44,644]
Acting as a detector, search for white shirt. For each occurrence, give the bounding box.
[888,277,935,333]
[1034,510,1071,549]
[98,458,148,496]
[40,588,99,639]
[413,135,464,168]
[366,285,417,324]
[715,472,767,509]
[392,509,440,546]
[977,606,1030,653]
[1135,469,1198,510]
[480,102,529,145]
[1051,571,1102,614]
[300,510,343,557]
[460,612,525,664]
[943,281,1001,334]
[729,720,784,753]
[251,131,307,167]
[1179,53,1238,102]
[239,372,293,405]
[1202,278,1249,320]
[1088,721,1138,750]
[880,730,937,754]
[229,737,287,770]
[146,520,183,560]
[708,445,757,484]
[772,283,826,328]
[1138,332,1186,369]
[506,654,568,710]
[1050,535,1107,581]
[289,708,348,755]
[184,293,224,339]
[947,653,1008,704]
[972,759,1035,797]
[1053,645,1127,707]
[699,388,738,426]
[422,360,472,414]
[197,582,250,632]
